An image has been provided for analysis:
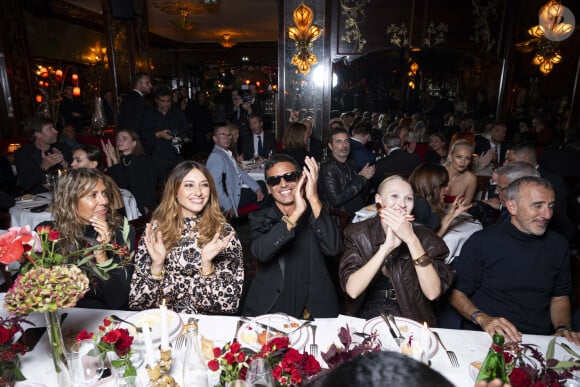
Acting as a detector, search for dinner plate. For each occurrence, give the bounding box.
[362,316,438,359]
[117,309,183,348]
[237,314,310,352]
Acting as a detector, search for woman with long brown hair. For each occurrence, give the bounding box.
[129,161,244,314]
[279,122,313,168]
[39,168,135,309]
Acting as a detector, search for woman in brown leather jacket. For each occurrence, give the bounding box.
[339,175,453,325]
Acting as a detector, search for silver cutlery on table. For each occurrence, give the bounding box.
[110,314,146,333]
[381,312,403,346]
[309,324,318,358]
[174,317,197,350]
[387,314,405,346]
[433,331,459,368]
[239,316,287,335]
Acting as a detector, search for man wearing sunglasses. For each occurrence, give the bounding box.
[243,155,341,319]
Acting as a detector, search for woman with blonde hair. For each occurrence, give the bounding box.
[129,161,244,314]
[444,140,477,204]
[38,168,135,309]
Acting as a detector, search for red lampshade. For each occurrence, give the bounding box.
[72,86,81,97]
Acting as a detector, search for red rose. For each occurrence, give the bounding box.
[0,326,11,345]
[114,329,133,356]
[509,368,532,387]
[504,352,514,364]
[290,368,302,384]
[269,336,290,350]
[48,230,61,241]
[103,318,111,327]
[284,348,302,363]
[76,330,94,342]
[213,347,222,358]
[102,329,122,344]
[303,354,321,375]
[237,352,246,362]
[238,366,248,380]
[36,225,51,234]
[224,352,235,365]
[281,356,295,372]
[272,364,283,379]
[230,340,241,354]
[532,383,547,387]
[208,359,220,371]
[0,233,24,265]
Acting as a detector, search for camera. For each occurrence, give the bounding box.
[243,94,253,103]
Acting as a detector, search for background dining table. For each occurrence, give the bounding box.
[8,189,141,228]
[2,293,578,387]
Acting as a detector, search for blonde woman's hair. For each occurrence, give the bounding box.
[377,175,409,195]
[51,168,123,251]
[151,161,226,250]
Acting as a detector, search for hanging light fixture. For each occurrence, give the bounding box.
[219,34,237,48]
[288,3,322,75]
[154,1,219,31]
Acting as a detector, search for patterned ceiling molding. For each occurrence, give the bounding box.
[386,23,409,48]
[424,21,448,47]
[470,0,502,53]
[340,0,371,53]
[49,0,103,28]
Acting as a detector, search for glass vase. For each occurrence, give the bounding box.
[0,357,21,387]
[108,353,137,387]
[44,310,72,386]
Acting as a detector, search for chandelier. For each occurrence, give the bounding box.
[518,0,575,75]
[154,0,219,31]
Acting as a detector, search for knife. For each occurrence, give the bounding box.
[240,316,287,335]
[380,312,398,339]
[388,314,404,339]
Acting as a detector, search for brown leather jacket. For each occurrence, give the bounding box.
[339,216,453,326]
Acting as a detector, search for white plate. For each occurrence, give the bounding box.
[237,314,310,351]
[468,362,479,382]
[117,310,183,348]
[362,316,438,359]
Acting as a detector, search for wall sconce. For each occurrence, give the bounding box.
[7,143,21,153]
[219,34,237,48]
[288,3,322,75]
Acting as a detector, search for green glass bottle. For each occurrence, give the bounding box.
[475,333,509,383]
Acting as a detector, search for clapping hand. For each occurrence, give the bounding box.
[100,139,119,166]
[201,230,235,264]
[380,206,416,244]
[302,156,319,200]
[144,222,167,268]
[293,172,308,217]
[41,148,65,170]
[449,195,472,218]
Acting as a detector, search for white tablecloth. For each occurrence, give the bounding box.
[441,215,483,264]
[9,190,141,228]
[245,167,265,182]
[1,301,577,387]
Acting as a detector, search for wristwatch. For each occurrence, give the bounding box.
[413,254,432,266]
[471,310,482,325]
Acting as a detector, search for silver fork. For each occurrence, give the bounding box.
[309,325,318,358]
[174,317,196,350]
[433,331,459,368]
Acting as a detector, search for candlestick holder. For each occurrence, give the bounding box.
[146,362,178,387]
[159,348,173,372]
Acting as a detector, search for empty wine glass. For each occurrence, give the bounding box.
[69,339,104,386]
[246,358,275,387]
[42,172,55,193]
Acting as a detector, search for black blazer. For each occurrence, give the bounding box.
[474,135,506,165]
[243,204,341,318]
[118,91,148,136]
[373,149,420,185]
[239,131,276,160]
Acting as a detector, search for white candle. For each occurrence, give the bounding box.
[420,322,430,351]
[160,299,169,350]
[142,321,156,367]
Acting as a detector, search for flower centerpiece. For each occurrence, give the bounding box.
[503,338,580,387]
[0,316,30,386]
[0,224,132,384]
[208,336,321,387]
[76,317,136,384]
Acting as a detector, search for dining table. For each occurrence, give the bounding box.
[2,293,579,387]
[8,189,141,228]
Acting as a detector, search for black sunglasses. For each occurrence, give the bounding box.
[266,171,301,186]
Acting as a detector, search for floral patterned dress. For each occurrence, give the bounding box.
[128,217,244,314]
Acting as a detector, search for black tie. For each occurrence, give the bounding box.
[257,135,263,156]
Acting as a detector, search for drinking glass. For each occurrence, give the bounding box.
[246,358,275,387]
[42,172,54,192]
[227,381,249,387]
[68,339,104,386]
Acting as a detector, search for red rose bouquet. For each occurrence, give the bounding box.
[504,338,580,387]
[208,336,321,386]
[0,315,30,386]
[76,317,136,379]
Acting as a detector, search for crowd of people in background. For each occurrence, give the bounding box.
[2,72,580,383]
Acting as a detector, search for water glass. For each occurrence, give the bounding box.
[246,358,275,387]
[227,381,250,387]
[68,339,104,386]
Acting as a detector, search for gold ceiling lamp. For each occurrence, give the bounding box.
[288,3,322,75]
[154,1,219,31]
[518,0,575,75]
[219,34,237,48]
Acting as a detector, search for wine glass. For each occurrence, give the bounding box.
[68,339,104,386]
[253,153,260,169]
[246,358,275,387]
[42,172,54,193]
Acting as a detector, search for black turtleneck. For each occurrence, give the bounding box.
[453,221,570,335]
